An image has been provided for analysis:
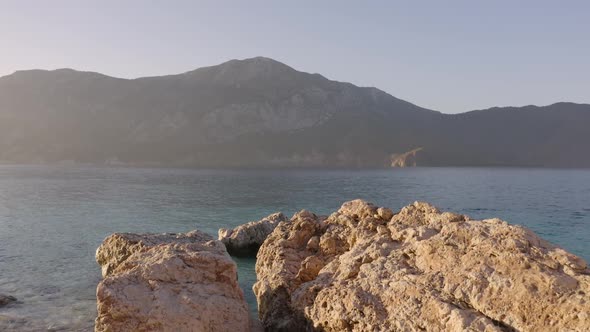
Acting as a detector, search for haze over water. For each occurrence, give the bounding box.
[0,165,589,330]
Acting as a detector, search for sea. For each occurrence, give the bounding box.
[0,165,589,331]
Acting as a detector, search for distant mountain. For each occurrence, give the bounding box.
[0,57,589,167]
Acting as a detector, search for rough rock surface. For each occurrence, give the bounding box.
[219,212,288,255]
[95,230,252,332]
[254,200,590,332]
[0,294,16,307]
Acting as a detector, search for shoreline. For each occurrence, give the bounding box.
[94,200,590,331]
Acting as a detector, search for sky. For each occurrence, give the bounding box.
[1,0,589,113]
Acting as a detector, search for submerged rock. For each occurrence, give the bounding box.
[0,294,16,307]
[219,212,289,256]
[95,230,253,332]
[254,199,590,332]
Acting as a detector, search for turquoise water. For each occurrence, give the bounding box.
[0,165,589,331]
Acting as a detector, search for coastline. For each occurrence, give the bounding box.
[95,200,590,331]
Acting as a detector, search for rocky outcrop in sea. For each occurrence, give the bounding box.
[254,200,590,331]
[94,200,590,332]
[95,231,253,332]
[218,212,289,256]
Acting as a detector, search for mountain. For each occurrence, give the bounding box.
[0,57,589,167]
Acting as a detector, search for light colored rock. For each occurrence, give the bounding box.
[254,199,590,332]
[218,212,288,255]
[376,207,394,220]
[95,230,252,332]
[95,231,218,278]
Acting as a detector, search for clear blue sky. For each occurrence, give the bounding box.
[1,0,589,113]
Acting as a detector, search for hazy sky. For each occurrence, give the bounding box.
[1,0,589,113]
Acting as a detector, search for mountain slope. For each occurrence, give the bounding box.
[0,57,588,167]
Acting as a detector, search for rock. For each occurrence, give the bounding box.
[376,207,393,220]
[0,294,16,307]
[95,231,221,278]
[254,199,590,332]
[218,212,288,256]
[95,230,253,332]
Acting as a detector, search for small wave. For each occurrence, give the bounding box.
[571,211,587,219]
[467,207,500,212]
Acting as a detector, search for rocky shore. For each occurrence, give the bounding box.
[95,200,590,332]
[218,212,288,256]
[95,231,254,332]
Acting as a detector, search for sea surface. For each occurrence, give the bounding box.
[0,165,589,331]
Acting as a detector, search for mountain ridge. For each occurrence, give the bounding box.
[0,57,588,168]
[1,59,579,115]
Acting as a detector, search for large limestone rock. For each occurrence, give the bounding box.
[219,212,288,255]
[254,200,590,332]
[95,230,252,332]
